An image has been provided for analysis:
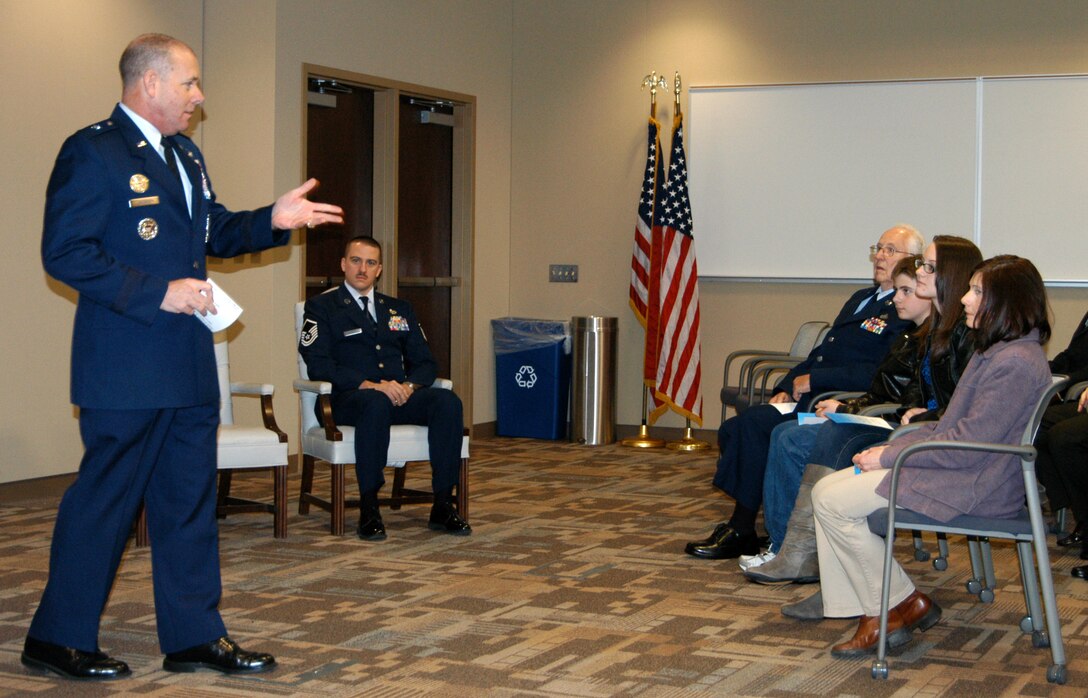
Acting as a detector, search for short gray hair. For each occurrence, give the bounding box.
[892,223,925,254]
[119,33,189,89]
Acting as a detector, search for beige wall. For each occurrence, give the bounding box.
[2,0,1086,484]
[0,0,512,483]
[509,0,1088,431]
[0,1,205,483]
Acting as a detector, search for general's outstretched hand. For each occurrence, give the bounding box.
[271,178,344,231]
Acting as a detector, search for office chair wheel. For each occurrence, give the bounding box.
[932,557,948,571]
[1019,615,1034,633]
[1032,630,1050,649]
[1047,664,1066,685]
[871,661,888,680]
[978,588,995,603]
[966,579,982,595]
[913,549,930,562]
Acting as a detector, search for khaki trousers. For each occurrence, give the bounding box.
[811,467,916,617]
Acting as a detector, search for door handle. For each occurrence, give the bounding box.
[399,277,461,287]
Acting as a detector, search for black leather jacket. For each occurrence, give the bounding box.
[897,315,975,422]
[837,330,919,414]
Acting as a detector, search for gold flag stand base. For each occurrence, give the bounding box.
[667,426,710,452]
[620,424,665,449]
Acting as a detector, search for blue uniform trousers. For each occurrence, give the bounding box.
[28,404,226,653]
[332,387,463,496]
[712,403,795,512]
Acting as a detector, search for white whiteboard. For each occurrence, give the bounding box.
[689,76,1088,285]
[980,77,1088,284]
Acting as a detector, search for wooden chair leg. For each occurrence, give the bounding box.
[136,502,149,547]
[217,470,233,519]
[457,457,469,522]
[273,464,287,538]
[331,463,345,535]
[299,453,314,514]
[391,466,407,509]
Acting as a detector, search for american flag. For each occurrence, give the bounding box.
[650,112,703,424]
[628,118,661,328]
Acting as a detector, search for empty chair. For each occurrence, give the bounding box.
[137,336,289,544]
[720,320,828,419]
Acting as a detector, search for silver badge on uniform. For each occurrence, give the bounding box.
[137,218,158,240]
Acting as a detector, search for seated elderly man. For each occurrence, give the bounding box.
[685,224,924,561]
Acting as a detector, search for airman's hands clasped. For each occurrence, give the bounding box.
[361,379,415,406]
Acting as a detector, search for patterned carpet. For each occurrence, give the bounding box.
[2,436,1088,696]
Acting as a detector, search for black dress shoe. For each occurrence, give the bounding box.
[163,636,275,674]
[1073,565,1088,579]
[686,522,730,551]
[21,636,131,681]
[1057,522,1085,547]
[357,506,387,541]
[428,501,472,535]
[684,524,761,559]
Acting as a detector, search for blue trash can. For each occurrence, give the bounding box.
[491,318,571,439]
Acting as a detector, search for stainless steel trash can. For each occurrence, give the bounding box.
[570,316,617,445]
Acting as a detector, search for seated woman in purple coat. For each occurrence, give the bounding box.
[781,255,1053,658]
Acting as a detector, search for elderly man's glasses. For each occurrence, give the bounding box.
[914,258,936,274]
[870,243,906,257]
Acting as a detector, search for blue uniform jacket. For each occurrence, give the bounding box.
[298,285,437,403]
[776,286,912,396]
[41,105,290,409]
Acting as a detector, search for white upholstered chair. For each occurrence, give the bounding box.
[293,300,469,536]
[137,336,290,544]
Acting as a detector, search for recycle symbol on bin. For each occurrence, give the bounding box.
[515,365,538,388]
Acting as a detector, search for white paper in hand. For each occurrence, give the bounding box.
[195,278,243,332]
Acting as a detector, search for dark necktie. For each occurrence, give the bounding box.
[161,136,182,184]
[360,296,373,326]
[857,290,879,315]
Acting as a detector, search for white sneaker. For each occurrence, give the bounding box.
[739,549,776,571]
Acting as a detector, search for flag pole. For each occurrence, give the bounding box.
[620,385,665,448]
[623,71,669,450]
[667,418,710,451]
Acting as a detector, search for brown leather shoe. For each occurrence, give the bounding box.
[895,590,942,632]
[831,612,912,657]
[830,591,941,658]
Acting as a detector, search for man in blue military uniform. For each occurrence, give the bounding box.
[299,236,469,541]
[24,34,343,681]
[685,225,924,561]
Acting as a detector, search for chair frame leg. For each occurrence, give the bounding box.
[273,463,287,538]
[391,467,407,510]
[331,463,346,536]
[299,453,315,515]
[457,456,469,521]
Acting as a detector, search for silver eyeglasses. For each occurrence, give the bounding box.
[870,243,905,257]
[914,258,936,274]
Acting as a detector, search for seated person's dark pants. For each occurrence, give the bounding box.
[1035,401,1088,522]
[807,421,892,471]
[713,403,796,513]
[331,387,464,497]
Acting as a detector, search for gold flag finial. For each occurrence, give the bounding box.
[673,72,683,112]
[642,71,668,114]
